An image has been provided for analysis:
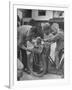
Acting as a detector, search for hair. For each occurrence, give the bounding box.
[28,26,44,41]
[43,23,51,35]
[29,19,36,26]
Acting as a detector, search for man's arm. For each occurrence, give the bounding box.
[44,33,61,42]
[50,34,60,42]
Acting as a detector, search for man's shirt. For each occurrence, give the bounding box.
[17,25,32,48]
[44,33,56,61]
[48,30,64,51]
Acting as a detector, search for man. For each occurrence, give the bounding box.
[43,23,56,62]
[45,23,64,69]
[17,59,24,80]
[42,23,51,38]
[43,23,53,72]
[17,25,32,72]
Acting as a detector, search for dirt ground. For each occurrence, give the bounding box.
[20,72,63,80]
[19,63,64,80]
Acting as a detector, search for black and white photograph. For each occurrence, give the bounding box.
[17,8,64,81]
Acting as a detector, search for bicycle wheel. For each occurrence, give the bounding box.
[27,52,47,77]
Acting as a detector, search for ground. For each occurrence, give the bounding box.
[19,63,64,80]
[19,43,64,81]
[20,72,63,80]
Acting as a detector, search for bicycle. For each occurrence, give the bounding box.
[27,40,64,77]
[18,40,64,77]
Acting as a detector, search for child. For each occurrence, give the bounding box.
[34,37,43,54]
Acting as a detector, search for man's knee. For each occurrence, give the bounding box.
[17,59,24,70]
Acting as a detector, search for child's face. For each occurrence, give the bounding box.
[37,38,41,45]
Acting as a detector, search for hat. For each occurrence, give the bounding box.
[51,23,59,31]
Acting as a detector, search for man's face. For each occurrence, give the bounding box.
[51,23,59,35]
[44,29,48,35]
[44,29,50,35]
[51,27,57,35]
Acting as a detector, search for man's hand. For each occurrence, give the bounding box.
[21,45,27,50]
[44,38,52,42]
